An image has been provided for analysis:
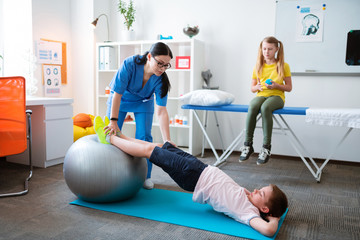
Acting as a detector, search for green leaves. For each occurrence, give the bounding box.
[118,0,136,31]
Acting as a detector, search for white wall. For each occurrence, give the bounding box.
[3,0,33,84]
[30,0,359,162]
[0,0,3,76]
[32,0,72,98]
[69,0,95,115]
[93,0,111,43]
[101,0,359,162]
[32,0,94,115]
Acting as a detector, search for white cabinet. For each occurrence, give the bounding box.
[7,97,73,168]
[95,39,205,155]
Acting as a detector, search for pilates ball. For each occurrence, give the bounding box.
[63,134,147,203]
[265,79,273,85]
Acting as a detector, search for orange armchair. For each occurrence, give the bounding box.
[0,76,33,197]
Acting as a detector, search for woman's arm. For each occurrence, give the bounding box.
[107,92,122,135]
[249,216,280,237]
[157,106,173,144]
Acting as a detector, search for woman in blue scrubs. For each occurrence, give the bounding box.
[105,42,174,190]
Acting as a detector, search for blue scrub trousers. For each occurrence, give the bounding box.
[107,109,154,179]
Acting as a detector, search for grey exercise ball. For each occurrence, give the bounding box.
[63,134,147,203]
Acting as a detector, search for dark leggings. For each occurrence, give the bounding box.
[149,142,208,192]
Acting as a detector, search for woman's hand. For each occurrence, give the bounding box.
[104,121,120,136]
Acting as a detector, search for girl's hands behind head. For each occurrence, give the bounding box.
[266,215,280,223]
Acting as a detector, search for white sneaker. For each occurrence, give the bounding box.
[143,178,154,190]
[239,145,254,162]
[257,147,271,165]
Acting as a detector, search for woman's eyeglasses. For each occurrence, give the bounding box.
[153,57,171,69]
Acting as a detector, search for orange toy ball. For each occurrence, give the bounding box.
[73,113,93,128]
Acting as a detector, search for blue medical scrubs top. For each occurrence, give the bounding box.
[107,56,168,113]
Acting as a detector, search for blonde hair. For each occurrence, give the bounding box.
[255,36,285,80]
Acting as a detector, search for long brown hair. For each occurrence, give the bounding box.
[255,36,285,80]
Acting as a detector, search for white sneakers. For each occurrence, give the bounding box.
[239,142,271,165]
[143,178,154,190]
[257,147,271,165]
[239,145,254,162]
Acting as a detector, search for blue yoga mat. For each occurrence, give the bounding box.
[70,188,288,240]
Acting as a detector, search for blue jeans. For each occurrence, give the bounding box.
[149,142,208,192]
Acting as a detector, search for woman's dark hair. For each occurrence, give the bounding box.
[135,42,173,98]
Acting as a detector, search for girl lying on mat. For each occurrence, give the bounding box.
[94,116,288,237]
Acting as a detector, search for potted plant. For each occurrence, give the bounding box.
[118,0,136,31]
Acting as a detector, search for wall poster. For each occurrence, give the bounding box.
[43,64,61,96]
[296,4,325,42]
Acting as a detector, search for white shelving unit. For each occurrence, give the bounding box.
[95,39,205,155]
